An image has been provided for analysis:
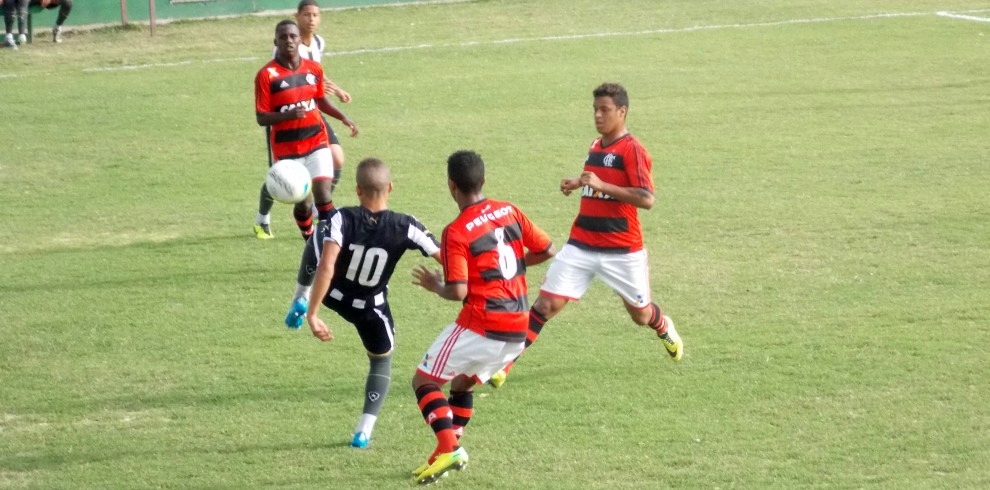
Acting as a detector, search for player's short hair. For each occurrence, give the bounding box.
[356,157,391,195]
[297,0,320,11]
[593,82,629,109]
[275,19,298,34]
[447,150,485,194]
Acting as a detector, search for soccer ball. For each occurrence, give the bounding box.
[265,160,312,204]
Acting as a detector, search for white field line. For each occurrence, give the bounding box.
[936,11,990,22]
[1,8,988,78]
[80,11,931,74]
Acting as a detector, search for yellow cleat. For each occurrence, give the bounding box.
[253,224,274,240]
[411,462,430,477]
[658,316,683,362]
[487,369,507,388]
[415,447,468,485]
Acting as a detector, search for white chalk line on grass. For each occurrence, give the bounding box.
[2,8,987,78]
[78,11,932,74]
[937,11,990,22]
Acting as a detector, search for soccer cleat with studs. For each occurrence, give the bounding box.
[253,223,274,239]
[658,315,683,362]
[415,447,468,485]
[284,297,307,330]
[350,432,370,449]
[487,368,507,388]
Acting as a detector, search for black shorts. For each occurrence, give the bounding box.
[325,298,396,355]
[322,115,340,145]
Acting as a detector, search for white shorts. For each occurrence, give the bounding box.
[279,147,334,181]
[540,243,652,309]
[416,323,525,385]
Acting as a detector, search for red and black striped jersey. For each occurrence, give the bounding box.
[254,58,329,160]
[441,199,552,341]
[567,134,653,254]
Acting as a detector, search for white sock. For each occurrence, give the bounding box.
[354,414,377,436]
[256,213,270,226]
[293,284,311,303]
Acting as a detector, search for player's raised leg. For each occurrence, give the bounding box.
[626,301,682,362]
[293,195,316,240]
[302,147,336,224]
[284,234,318,328]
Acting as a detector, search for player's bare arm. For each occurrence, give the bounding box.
[560,177,582,195]
[256,107,308,127]
[524,244,556,266]
[579,170,655,209]
[411,265,467,301]
[324,78,352,103]
[306,241,342,342]
[315,97,359,137]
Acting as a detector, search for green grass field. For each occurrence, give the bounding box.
[2,1,989,488]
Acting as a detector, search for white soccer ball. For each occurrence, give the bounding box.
[265,160,312,204]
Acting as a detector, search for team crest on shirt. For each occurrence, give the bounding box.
[603,153,617,167]
[306,73,317,85]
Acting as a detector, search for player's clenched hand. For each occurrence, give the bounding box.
[579,171,603,192]
[335,88,352,104]
[412,265,443,294]
[342,119,359,137]
[307,315,334,342]
[560,177,582,196]
[291,107,308,120]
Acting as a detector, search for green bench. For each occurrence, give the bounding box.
[26,3,45,44]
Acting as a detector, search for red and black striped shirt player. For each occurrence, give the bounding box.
[255,57,330,161]
[253,20,357,240]
[567,133,653,253]
[494,83,685,389]
[408,150,554,484]
[440,198,553,343]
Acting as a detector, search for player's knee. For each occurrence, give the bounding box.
[331,144,345,166]
[450,375,474,392]
[311,178,334,203]
[367,348,393,358]
[533,294,563,319]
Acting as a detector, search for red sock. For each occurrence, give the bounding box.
[293,208,314,238]
[448,391,473,440]
[647,303,668,335]
[504,309,549,375]
[315,201,335,222]
[415,385,458,454]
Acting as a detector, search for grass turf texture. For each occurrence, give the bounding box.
[2,0,989,488]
